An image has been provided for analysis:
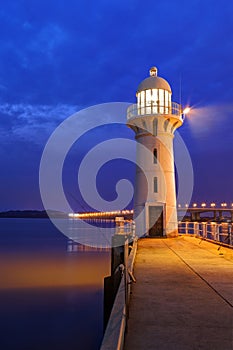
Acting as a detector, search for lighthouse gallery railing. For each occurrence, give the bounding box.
[127,101,182,120]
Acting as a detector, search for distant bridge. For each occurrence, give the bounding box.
[68,210,134,220]
[178,206,233,222]
[69,206,233,222]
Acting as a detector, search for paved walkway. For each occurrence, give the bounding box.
[124,236,233,350]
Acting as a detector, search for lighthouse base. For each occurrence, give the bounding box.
[165,229,179,238]
[148,205,164,237]
[134,203,179,238]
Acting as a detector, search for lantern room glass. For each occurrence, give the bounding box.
[137,88,171,115]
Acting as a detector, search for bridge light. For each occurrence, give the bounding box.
[201,203,206,207]
[193,203,197,207]
[185,203,188,208]
[178,204,181,208]
[210,203,216,207]
[221,202,227,207]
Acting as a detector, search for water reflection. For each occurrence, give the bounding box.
[67,239,110,252]
[0,218,111,350]
[0,286,104,350]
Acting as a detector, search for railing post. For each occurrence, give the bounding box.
[211,222,214,240]
[212,222,217,241]
[124,239,129,322]
[194,222,199,236]
[228,224,232,246]
[115,217,125,235]
[185,221,188,234]
[202,222,207,239]
[216,224,220,241]
[132,221,136,237]
[230,224,233,246]
[178,221,181,234]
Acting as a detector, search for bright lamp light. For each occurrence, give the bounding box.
[183,107,191,114]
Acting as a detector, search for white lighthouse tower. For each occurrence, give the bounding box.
[127,67,184,237]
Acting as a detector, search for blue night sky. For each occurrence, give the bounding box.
[0,0,233,211]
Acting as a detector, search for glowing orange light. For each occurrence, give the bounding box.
[183,107,191,114]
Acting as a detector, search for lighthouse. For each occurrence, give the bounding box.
[127,67,184,237]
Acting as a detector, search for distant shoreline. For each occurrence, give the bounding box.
[0,210,68,219]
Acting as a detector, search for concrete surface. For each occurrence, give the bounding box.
[124,236,233,350]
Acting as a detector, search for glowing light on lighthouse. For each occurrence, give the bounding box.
[183,107,191,114]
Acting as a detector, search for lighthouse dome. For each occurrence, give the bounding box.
[137,67,172,93]
[136,67,172,116]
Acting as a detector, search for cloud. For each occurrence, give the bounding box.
[0,0,232,108]
[0,103,80,145]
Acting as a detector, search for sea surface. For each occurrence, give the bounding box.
[0,218,112,350]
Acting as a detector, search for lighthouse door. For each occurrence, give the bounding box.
[148,206,163,237]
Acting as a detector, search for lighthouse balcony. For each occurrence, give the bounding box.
[127,102,183,121]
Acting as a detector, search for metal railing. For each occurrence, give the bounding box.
[115,219,135,236]
[100,237,137,350]
[127,102,182,120]
[178,221,233,246]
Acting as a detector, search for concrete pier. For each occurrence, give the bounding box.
[124,236,233,350]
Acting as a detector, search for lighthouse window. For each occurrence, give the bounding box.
[158,89,164,113]
[151,89,158,113]
[151,89,157,104]
[171,121,178,133]
[153,118,158,136]
[145,89,152,114]
[154,177,158,193]
[140,91,145,107]
[153,148,157,164]
[142,121,147,130]
[165,91,169,113]
[164,119,170,131]
[139,91,145,114]
[137,92,140,107]
[146,89,151,105]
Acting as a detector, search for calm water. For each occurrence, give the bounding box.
[0,218,111,350]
